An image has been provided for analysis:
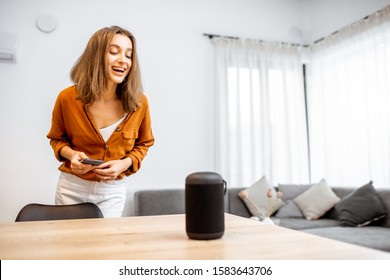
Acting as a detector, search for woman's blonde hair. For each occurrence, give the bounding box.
[70,26,143,112]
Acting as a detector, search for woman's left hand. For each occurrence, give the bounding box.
[93,158,132,182]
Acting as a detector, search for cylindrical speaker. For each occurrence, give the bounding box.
[185,172,226,240]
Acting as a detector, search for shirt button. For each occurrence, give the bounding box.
[116,127,121,132]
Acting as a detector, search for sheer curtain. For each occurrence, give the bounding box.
[307,6,390,187]
[212,37,309,187]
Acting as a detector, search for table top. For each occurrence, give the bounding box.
[1,213,389,260]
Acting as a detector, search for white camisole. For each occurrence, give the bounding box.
[99,114,127,142]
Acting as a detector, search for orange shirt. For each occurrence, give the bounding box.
[47,85,154,181]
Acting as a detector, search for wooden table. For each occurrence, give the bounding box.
[0,213,389,260]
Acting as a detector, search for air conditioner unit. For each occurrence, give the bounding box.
[0,32,18,62]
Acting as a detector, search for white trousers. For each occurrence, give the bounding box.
[55,172,127,218]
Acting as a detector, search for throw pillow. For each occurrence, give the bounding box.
[293,179,340,220]
[275,200,303,218]
[275,184,312,218]
[238,176,285,219]
[335,181,387,227]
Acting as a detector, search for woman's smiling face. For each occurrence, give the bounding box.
[106,34,132,85]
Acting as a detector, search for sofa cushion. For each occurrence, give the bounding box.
[228,188,252,218]
[294,179,340,220]
[277,217,340,230]
[133,189,185,216]
[277,184,312,200]
[238,176,284,219]
[335,181,387,227]
[376,188,390,228]
[275,200,303,218]
[302,226,390,252]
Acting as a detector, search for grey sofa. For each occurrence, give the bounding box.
[133,186,390,252]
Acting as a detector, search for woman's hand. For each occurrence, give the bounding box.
[93,158,132,182]
[69,151,97,175]
[60,146,96,175]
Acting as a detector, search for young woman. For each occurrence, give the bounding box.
[47,26,154,218]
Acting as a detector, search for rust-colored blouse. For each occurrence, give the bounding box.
[47,85,154,181]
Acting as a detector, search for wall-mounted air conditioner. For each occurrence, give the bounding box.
[0,32,18,62]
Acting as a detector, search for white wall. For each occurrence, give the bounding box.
[307,0,390,41]
[0,0,388,222]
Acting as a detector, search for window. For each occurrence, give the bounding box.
[307,14,390,187]
[213,37,309,186]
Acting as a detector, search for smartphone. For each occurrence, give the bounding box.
[81,158,104,166]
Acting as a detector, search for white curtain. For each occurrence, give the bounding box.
[213,38,309,187]
[307,5,390,187]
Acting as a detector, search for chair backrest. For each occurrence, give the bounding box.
[15,202,104,222]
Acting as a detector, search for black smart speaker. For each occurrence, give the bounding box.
[185,172,226,240]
